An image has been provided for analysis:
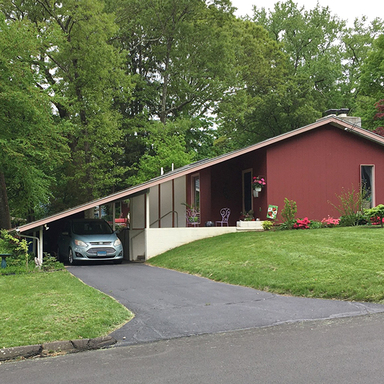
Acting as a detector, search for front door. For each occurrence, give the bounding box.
[242,169,253,213]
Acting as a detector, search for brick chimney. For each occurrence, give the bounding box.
[323,108,361,127]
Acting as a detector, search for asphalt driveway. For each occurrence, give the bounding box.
[69,262,384,346]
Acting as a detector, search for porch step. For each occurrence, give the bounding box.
[236,227,264,232]
[236,221,264,231]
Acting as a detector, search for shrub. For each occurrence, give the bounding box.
[280,198,297,229]
[309,220,323,229]
[262,220,274,231]
[41,253,65,271]
[339,213,367,227]
[321,216,340,227]
[0,230,29,267]
[365,204,384,228]
[293,217,310,229]
[329,185,366,226]
[0,230,65,275]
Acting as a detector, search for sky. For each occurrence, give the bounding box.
[232,0,384,25]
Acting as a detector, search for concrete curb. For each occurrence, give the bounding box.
[0,335,117,362]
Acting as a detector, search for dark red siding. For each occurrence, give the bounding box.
[266,125,384,221]
[186,123,384,225]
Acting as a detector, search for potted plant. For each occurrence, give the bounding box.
[252,176,266,197]
[240,210,254,221]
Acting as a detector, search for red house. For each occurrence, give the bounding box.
[185,114,384,224]
[16,114,384,262]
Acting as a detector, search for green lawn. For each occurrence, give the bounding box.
[3,226,383,349]
[148,226,384,303]
[0,270,133,348]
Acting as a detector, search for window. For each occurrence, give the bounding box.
[242,169,253,213]
[361,165,374,208]
[192,174,200,210]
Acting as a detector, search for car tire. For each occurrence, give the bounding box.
[68,249,76,265]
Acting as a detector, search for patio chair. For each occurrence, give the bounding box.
[186,208,200,227]
[216,208,231,227]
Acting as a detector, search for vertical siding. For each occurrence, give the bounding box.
[266,125,384,221]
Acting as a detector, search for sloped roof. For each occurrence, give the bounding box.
[17,115,384,232]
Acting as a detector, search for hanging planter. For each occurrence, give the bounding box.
[252,176,266,198]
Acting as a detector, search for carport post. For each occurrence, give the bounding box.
[38,226,43,266]
[145,191,150,260]
[146,192,150,230]
[112,202,116,231]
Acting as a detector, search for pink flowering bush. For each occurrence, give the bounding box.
[293,217,310,229]
[370,217,384,226]
[321,216,340,227]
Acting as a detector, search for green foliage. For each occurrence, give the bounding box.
[40,253,65,272]
[358,34,384,129]
[280,198,297,229]
[128,121,194,185]
[309,220,323,229]
[262,220,274,230]
[0,230,64,274]
[0,14,68,226]
[329,185,365,226]
[1,0,384,224]
[364,204,384,228]
[0,229,31,273]
[1,0,132,215]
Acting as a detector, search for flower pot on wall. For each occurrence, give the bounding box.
[253,187,261,197]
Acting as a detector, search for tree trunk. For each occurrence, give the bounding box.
[0,171,11,229]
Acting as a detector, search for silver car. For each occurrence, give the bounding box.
[57,219,123,264]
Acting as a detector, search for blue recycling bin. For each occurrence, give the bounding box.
[1,254,11,268]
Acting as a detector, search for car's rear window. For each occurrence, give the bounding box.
[72,221,113,235]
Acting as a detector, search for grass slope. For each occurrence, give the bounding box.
[0,270,133,348]
[148,227,384,303]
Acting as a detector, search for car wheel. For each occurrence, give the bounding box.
[68,249,76,265]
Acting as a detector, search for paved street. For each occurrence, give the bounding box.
[2,262,384,383]
[2,313,384,383]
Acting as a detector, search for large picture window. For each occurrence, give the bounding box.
[361,165,374,208]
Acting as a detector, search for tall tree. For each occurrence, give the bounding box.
[339,17,384,115]
[109,0,236,124]
[0,14,67,228]
[106,0,238,179]
[358,34,384,130]
[252,0,344,112]
[216,18,295,148]
[1,0,132,212]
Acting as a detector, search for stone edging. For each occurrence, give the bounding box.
[0,336,117,362]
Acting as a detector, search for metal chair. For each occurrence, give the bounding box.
[216,208,231,226]
[186,208,200,227]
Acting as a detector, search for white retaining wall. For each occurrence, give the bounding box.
[146,227,237,259]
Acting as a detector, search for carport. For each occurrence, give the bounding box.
[15,165,236,265]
